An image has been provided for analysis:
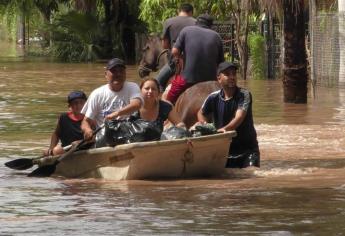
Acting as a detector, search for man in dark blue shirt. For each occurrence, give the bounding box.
[196,61,260,168]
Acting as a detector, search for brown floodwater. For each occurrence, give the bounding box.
[1,53,345,234]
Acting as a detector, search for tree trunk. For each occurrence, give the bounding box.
[18,14,25,47]
[282,0,308,103]
[233,2,250,80]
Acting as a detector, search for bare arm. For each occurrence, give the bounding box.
[81,117,96,141]
[44,129,59,155]
[189,109,210,131]
[43,116,61,155]
[105,98,142,120]
[167,108,185,128]
[49,131,59,150]
[197,109,210,124]
[171,47,181,59]
[218,109,246,132]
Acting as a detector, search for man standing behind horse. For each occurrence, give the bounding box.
[156,3,196,91]
[168,14,224,104]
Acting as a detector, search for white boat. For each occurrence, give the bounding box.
[48,131,236,180]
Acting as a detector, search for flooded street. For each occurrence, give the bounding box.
[1,57,345,235]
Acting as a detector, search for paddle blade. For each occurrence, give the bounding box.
[28,162,58,177]
[5,158,34,170]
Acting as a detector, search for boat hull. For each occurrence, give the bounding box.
[53,131,236,180]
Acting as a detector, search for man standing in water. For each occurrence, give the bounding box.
[81,58,143,141]
[156,3,196,90]
[195,61,260,168]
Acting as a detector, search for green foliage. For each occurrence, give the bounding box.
[139,0,231,33]
[139,0,176,33]
[48,11,102,61]
[248,33,266,80]
[0,1,50,42]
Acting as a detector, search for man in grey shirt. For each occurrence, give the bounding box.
[156,3,196,90]
[167,14,224,104]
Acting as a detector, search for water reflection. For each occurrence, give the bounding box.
[2,171,345,235]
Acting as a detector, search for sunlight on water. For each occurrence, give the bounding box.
[254,167,317,176]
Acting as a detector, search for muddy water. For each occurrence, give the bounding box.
[1,58,345,235]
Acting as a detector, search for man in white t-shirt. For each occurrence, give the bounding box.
[81,58,143,141]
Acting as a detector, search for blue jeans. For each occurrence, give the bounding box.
[156,63,175,91]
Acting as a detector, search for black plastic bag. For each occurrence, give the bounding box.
[102,118,163,147]
[161,126,191,140]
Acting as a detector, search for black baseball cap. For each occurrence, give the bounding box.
[67,91,87,103]
[217,61,238,75]
[106,58,126,70]
[197,14,214,27]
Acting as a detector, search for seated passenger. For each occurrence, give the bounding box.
[132,78,186,129]
[193,62,260,168]
[44,91,87,156]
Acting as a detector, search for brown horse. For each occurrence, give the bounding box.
[138,35,220,128]
[138,35,168,78]
[173,81,220,128]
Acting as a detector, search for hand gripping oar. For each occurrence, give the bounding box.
[4,144,72,170]
[28,125,104,177]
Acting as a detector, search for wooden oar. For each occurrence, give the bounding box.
[4,144,72,170]
[28,125,104,177]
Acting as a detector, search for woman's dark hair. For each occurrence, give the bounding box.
[140,78,161,93]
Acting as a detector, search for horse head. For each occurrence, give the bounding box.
[138,35,168,78]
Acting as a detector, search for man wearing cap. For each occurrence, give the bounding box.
[167,13,224,104]
[44,91,87,156]
[81,58,143,141]
[195,61,260,168]
[156,3,196,90]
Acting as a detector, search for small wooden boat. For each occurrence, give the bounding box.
[41,131,236,180]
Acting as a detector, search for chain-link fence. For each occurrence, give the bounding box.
[310,7,345,86]
[212,21,237,62]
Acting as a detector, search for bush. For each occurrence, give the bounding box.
[248,33,266,80]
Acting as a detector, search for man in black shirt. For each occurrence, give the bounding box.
[195,61,260,168]
[168,14,224,104]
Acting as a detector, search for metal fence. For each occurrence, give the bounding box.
[310,9,345,86]
[212,21,237,62]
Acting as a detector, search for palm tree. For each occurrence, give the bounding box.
[282,0,308,103]
[260,0,308,103]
